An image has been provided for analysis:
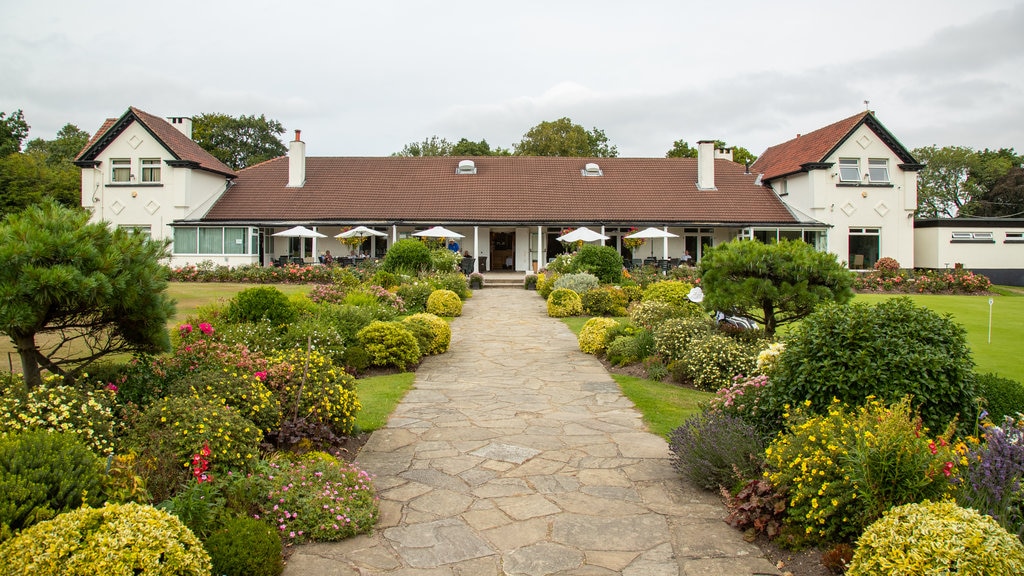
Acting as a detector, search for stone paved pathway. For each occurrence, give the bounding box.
[283,289,780,575]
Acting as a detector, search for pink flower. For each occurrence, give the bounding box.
[254,371,268,382]
[179,323,193,334]
[199,322,213,335]
[105,383,119,392]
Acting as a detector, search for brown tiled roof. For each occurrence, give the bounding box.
[751,112,870,181]
[75,107,236,177]
[199,156,799,226]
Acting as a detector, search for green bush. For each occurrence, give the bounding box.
[605,329,655,366]
[381,239,431,274]
[545,253,573,274]
[0,373,116,455]
[766,297,976,435]
[766,398,957,545]
[166,368,281,435]
[402,313,451,355]
[581,286,628,317]
[642,280,697,308]
[0,430,104,541]
[371,270,400,289]
[553,272,600,294]
[620,284,643,303]
[628,300,685,330]
[356,321,422,370]
[653,316,715,362]
[847,500,1024,575]
[547,288,583,317]
[426,289,463,317]
[428,248,460,274]
[429,272,470,300]
[214,321,283,355]
[570,244,623,284]
[126,396,262,477]
[670,333,759,391]
[536,272,559,299]
[669,409,765,490]
[577,317,621,355]
[264,349,360,436]
[157,480,225,539]
[396,281,434,313]
[255,452,378,544]
[341,345,371,375]
[204,515,283,576]
[975,372,1024,422]
[226,286,296,326]
[279,311,348,366]
[0,502,212,575]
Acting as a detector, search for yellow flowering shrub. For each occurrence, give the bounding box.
[0,373,115,455]
[547,288,583,317]
[167,367,281,434]
[577,317,621,355]
[0,502,211,576]
[848,500,1024,575]
[766,397,957,544]
[266,349,360,436]
[402,313,451,355]
[426,289,463,317]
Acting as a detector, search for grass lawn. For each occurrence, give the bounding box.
[853,291,1024,382]
[167,282,314,326]
[354,373,416,432]
[612,374,711,438]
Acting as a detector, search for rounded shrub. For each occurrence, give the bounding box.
[581,286,628,317]
[429,272,470,300]
[264,349,360,436]
[0,429,104,540]
[428,248,461,274]
[204,515,283,576]
[628,299,684,330]
[653,316,715,362]
[642,280,698,308]
[426,289,463,317]
[975,372,1024,422]
[402,313,451,355]
[536,272,559,299]
[766,297,976,434]
[356,320,422,370]
[570,244,623,284]
[166,368,281,435]
[381,238,431,273]
[577,317,621,355]
[847,500,1024,576]
[553,272,600,294]
[396,281,434,313]
[605,329,655,366]
[669,409,765,490]
[547,288,583,317]
[0,373,116,455]
[371,270,400,289]
[226,286,296,326]
[0,502,211,575]
[670,333,759,391]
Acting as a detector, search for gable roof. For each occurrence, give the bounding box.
[75,107,236,177]
[197,155,800,227]
[751,111,919,182]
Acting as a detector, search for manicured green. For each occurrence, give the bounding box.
[354,373,416,432]
[612,374,712,438]
[854,292,1023,382]
[166,282,312,326]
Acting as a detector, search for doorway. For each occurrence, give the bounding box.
[491,231,515,270]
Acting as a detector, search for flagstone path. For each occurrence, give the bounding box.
[283,288,781,575]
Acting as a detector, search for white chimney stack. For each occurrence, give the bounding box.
[167,116,193,139]
[697,140,716,190]
[287,129,305,188]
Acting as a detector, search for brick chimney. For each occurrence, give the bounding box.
[697,140,716,190]
[287,129,305,188]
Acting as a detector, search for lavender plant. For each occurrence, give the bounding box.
[956,414,1024,539]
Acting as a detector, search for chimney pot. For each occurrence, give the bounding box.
[295,129,302,142]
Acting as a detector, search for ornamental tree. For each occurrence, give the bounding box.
[0,201,175,388]
[698,239,854,337]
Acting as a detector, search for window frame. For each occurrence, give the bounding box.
[838,158,861,182]
[111,158,131,183]
[141,158,161,183]
[868,158,889,183]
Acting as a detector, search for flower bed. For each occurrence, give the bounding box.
[853,268,992,294]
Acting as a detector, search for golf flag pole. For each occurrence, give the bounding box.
[988,298,994,344]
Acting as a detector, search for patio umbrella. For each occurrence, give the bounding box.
[556,227,609,243]
[272,225,326,238]
[335,225,387,239]
[412,226,465,239]
[625,227,678,257]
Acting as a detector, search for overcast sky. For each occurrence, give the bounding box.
[2,0,1022,159]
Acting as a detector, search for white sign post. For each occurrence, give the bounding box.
[988,298,994,344]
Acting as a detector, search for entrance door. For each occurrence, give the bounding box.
[491,231,516,270]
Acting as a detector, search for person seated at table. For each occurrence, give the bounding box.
[681,250,693,266]
[323,250,334,266]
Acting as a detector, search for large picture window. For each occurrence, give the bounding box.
[174,228,198,254]
[224,227,246,254]
[174,226,255,256]
[199,228,224,254]
[848,228,880,269]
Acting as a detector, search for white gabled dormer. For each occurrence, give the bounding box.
[287,130,306,187]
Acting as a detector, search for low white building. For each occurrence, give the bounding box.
[915,218,1024,286]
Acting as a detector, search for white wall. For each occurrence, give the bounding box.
[915,227,1024,269]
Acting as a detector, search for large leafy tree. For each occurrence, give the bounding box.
[192,113,287,170]
[392,135,454,157]
[914,145,985,218]
[513,117,618,157]
[24,124,90,166]
[0,109,29,157]
[0,201,175,388]
[698,239,854,337]
[962,167,1024,217]
[665,139,757,165]
[0,152,81,218]
[451,138,510,156]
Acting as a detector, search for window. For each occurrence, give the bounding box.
[119,225,151,240]
[838,158,860,182]
[848,228,880,269]
[111,158,131,182]
[173,228,198,254]
[1006,232,1024,243]
[199,228,224,254]
[868,159,889,183]
[224,227,246,254]
[141,158,161,182]
[951,231,994,242]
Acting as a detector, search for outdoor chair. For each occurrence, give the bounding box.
[460,257,475,275]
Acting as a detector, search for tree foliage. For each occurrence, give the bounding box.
[0,109,29,157]
[393,135,454,157]
[698,239,854,337]
[665,139,697,158]
[665,139,756,165]
[0,201,175,388]
[962,167,1024,217]
[914,145,1023,218]
[0,152,81,218]
[452,138,509,156]
[191,113,287,170]
[24,124,90,166]
[513,117,618,157]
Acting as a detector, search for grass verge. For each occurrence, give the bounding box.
[612,374,712,438]
[354,373,416,432]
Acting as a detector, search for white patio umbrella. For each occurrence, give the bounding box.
[625,227,678,257]
[412,226,465,239]
[335,225,387,239]
[272,225,326,238]
[556,226,609,243]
